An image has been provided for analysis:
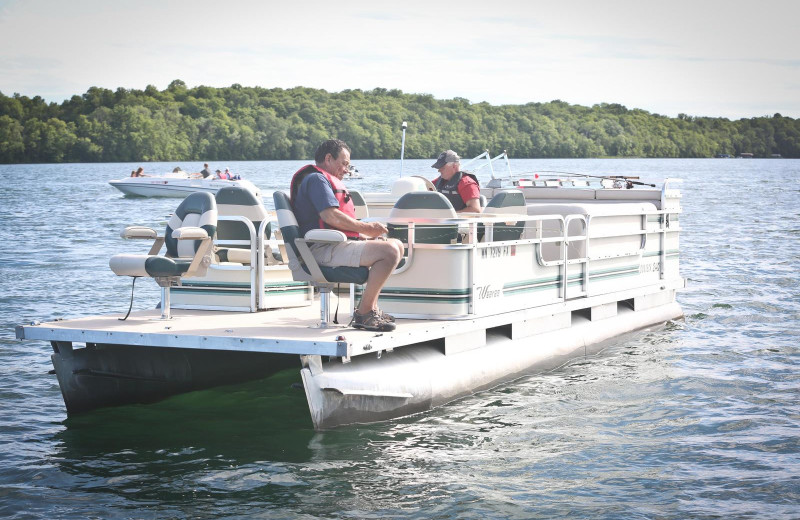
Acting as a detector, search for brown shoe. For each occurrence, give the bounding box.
[377,308,395,322]
[350,310,396,332]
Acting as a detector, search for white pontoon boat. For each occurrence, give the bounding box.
[109,170,262,199]
[17,169,684,429]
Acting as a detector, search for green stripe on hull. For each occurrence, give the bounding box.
[358,286,471,305]
[375,294,471,304]
[262,288,311,295]
[179,281,251,289]
[172,289,251,297]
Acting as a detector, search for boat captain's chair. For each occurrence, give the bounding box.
[484,189,526,242]
[273,191,369,328]
[109,192,217,320]
[387,191,459,245]
[214,186,281,265]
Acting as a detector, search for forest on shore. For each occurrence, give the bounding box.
[1,79,798,163]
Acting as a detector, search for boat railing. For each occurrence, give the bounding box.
[213,216,297,312]
[461,150,512,180]
[380,204,680,297]
[213,215,259,312]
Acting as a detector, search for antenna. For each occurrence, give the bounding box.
[400,121,408,177]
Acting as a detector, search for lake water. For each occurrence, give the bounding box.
[0,158,798,519]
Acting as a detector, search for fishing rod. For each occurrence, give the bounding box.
[523,170,656,188]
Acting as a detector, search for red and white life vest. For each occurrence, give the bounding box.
[290,164,359,238]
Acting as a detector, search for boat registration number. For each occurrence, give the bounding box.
[480,245,516,259]
[639,261,661,274]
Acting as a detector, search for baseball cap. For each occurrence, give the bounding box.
[432,150,460,169]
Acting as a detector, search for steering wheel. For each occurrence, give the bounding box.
[410,175,436,191]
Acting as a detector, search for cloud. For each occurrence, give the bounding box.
[0,0,798,119]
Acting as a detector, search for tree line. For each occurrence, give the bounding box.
[1,79,798,164]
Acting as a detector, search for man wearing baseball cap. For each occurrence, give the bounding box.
[431,150,482,213]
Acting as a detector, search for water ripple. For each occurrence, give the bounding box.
[1,159,799,519]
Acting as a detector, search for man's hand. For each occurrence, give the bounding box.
[360,221,388,239]
[319,207,387,238]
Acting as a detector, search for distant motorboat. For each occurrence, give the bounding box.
[345,165,363,179]
[109,170,262,198]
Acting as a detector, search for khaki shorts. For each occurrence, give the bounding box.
[309,240,365,268]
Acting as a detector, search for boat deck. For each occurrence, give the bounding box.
[17,278,685,361]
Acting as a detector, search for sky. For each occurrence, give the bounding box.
[1,0,798,120]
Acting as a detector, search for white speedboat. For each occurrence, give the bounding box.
[345,165,363,179]
[109,170,262,199]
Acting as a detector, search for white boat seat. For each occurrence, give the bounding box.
[109,192,218,319]
[483,189,526,241]
[273,191,369,327]
[387,191,459,245]
[349,189,369,220]
[214,186,279,264]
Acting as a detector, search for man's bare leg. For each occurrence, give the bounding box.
[356,239,403,315]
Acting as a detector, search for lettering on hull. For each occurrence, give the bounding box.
[476,285,502,299]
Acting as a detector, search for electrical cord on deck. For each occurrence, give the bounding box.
[118,276,139,321]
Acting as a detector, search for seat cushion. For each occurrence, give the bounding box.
[110,254,192,278]
[313,265,370,284]
[216,248,252,264]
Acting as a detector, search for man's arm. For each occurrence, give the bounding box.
[459,197,482,213]
[457,177,483,213]
[319,207,388,238]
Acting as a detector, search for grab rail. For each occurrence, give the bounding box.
[380,205,679,302]
[216,215,258,312]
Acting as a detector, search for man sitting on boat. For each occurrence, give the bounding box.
[431,150,482,213]
[290,139,403,332]
[193,163,212,179]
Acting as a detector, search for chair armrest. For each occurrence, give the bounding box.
[293,238,328,283]
[120,226,158,239]
[171,227,210,240]
[305,229,347,242]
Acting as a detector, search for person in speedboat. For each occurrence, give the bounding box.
[216,167,240,180]
[226,167,241,180]
[431,150,482,213]
[290,139,403,332]
[130,166,147,177]
[193,163,212,179]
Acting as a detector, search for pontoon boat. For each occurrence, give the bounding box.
[17,170,684,429]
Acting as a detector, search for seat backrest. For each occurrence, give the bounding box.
[215,186,270,246]
[273,190,303,263]
[349,189,369,219]
[485,189,526,242]
[273,190,369,285]
[388,191,458,244]
[486,189,526,213]
[165,192,217,257]
[389,191,457,219]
